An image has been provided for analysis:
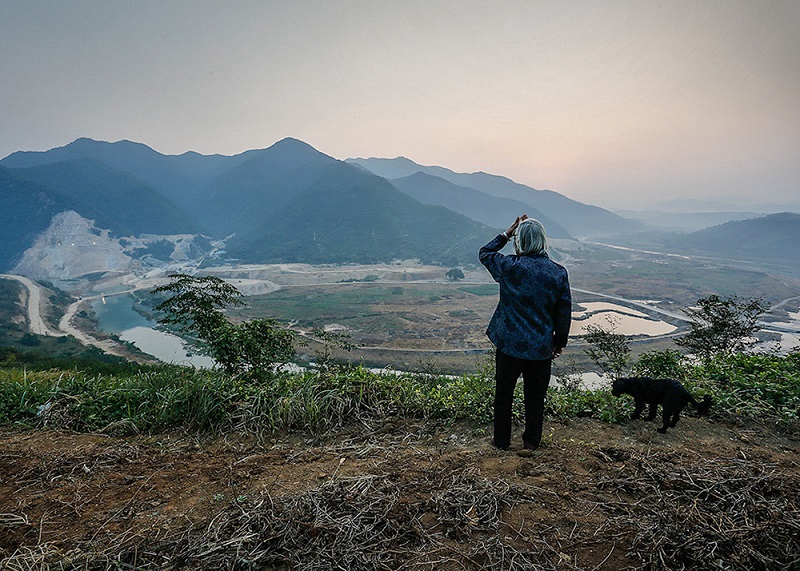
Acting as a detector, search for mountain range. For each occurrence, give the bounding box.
[347,157,641,238]
[15,136,789,276]
[671,212,800,265]
[606,211,800,272]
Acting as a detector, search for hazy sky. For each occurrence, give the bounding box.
[2,0,798,209]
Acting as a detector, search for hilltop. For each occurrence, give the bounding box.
[1,416,797,570]
[2,347,799,569]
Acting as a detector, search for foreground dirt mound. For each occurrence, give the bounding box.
[1,417,798,570]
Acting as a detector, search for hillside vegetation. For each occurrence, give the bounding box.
[15,159,202,236]
[1,349,799,569]
[0,167,66,270]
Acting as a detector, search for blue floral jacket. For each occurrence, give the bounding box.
[479,234,572,360]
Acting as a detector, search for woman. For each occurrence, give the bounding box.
[479,215,572,450]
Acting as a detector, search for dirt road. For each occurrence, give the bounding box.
[0,273,154,361]
[0,273,63,337]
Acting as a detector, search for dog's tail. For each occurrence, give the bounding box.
[690,394,712,416]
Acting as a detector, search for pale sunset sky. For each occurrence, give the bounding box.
[1,0,798,209]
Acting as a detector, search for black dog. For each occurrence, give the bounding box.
[611,377,712,433]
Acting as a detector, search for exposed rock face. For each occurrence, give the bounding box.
[13,211,133,280]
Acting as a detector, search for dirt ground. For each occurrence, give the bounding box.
[1,416,799,570]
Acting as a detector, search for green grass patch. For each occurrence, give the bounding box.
[458,285,498,296]
[2,350,798,436]
[690,352,800,429]
[240,285,447,323]
[0,364,500,434]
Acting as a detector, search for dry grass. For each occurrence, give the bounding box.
[597,449,800,570]
[2,419,799,570]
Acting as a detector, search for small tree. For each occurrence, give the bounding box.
[582,316,631,380]
[211,318,298,375]
[446,268,465,281]
[552,355,584,392]
[152,274,298,375]
[152,274,242,347]
[311,328,358,369]
[675,294,767,359]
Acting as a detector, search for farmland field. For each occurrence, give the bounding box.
[3,240,800,374]
[215,241,800,373]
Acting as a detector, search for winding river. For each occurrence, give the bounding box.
[91,294,214,368]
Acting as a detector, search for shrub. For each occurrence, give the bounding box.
[631,350,690,381]
[676,295,768,359]
[581,316,631,379]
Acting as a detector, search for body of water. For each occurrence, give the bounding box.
[91,294,215,368]
[763,309,800,353]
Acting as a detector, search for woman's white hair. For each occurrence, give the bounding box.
[514,218,548,256]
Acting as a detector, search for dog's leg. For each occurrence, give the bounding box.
[631,399,645,420]
[657,407,670,433]
[670,403,687,427]
[645,403,658,421]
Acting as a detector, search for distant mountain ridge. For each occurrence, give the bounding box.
[346,157,642,237]
[2,137,253,211]
[228,161,493,265]
[0,138,501,271]
[672,212,800,265]
[1,136,642,274]
[389,172,573,239]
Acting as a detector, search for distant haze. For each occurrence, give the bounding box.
[1,1,798,210]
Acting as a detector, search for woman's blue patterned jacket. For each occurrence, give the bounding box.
[479,234,572,360]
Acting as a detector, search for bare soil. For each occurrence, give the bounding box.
[2,416,798,570]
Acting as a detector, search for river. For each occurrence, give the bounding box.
[91,294,214,368]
